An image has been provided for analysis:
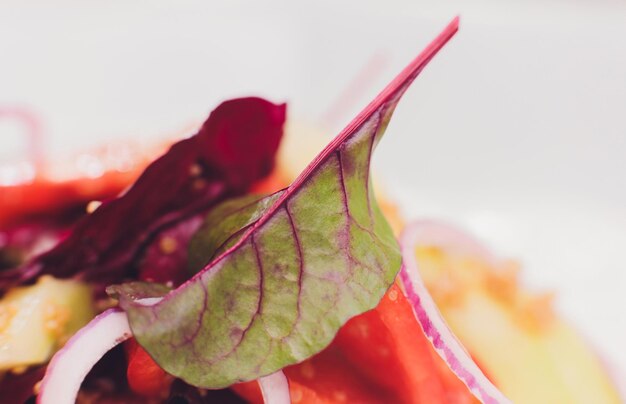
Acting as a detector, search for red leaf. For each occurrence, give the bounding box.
[0,97,285,291]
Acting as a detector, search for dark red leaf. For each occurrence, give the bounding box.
[0,97,285,292]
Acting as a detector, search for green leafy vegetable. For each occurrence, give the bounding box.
[187,192,284,274]
[113,17,459,388]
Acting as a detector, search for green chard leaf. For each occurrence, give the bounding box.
[113,18,459,388]
[187,192,285,274]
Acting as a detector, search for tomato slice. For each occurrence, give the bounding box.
[337,283,480,403]
[125,339,173,399]
[233,282,477,404]
[232,345,395,404]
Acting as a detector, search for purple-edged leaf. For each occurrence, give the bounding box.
[115,18,459,388]
[187,192,285,273]
[0,97,285,292]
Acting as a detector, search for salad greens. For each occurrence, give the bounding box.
[111,18,459,386]
[114,107,402,388]
[187,192,285,274]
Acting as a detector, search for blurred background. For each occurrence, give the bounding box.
[1,0,625,372]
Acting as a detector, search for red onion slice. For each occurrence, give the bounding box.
[399,220,510,404]
[37,305,289,403]
[258,371,291,404]
[37,309,132,404]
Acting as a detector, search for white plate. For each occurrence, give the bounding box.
[1,0,625,379]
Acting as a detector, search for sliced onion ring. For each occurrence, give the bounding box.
[399,220,511,404]
[258,371,291,404]
[37,309,132,404]
[38,306,289,403]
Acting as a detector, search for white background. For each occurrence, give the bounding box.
[1,0,625,379]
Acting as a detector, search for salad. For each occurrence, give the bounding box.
[0,18,621,404]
